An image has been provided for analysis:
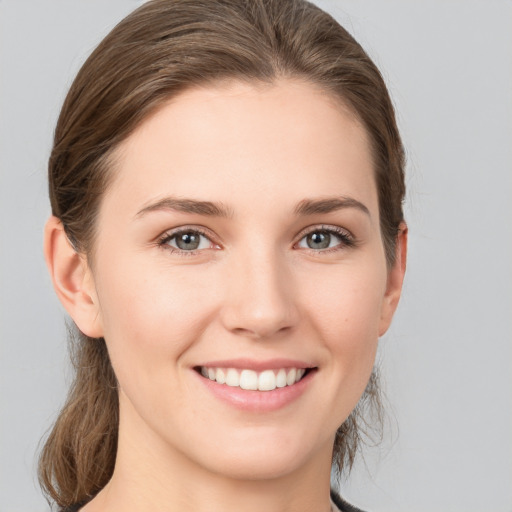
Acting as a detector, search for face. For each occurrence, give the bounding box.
[82,80,402,481]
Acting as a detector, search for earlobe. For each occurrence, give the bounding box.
[44,216,104,338]
[379,222,408,336]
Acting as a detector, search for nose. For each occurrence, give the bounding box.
[220,247,300,340]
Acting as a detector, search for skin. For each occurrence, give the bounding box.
[45,79,406,512]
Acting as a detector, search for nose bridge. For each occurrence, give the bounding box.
[221,241,299,339]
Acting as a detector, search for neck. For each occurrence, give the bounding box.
[85,399,334,512]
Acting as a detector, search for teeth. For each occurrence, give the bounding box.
[225,368,239,387]
[286,368,297,386]
[258,370,276,391]
[200,366,308,391]
[240,369,258,390]
[276,369,287,388]
[215,368,226,384]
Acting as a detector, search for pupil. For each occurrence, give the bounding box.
[308,231,330,249]
[177,232,200,250]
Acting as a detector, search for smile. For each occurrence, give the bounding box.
[199,366,307,391]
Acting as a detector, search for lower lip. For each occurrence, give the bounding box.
[195,370,315,412]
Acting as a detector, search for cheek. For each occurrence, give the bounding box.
[305,262,386,379]
[308,263,386,337]
[94,255,220,379]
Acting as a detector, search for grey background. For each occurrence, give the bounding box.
[1,1,511,511]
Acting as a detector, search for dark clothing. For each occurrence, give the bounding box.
[60,503,84,512]
[331,488,366,512]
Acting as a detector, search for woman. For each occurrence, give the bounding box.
[40,1,407,511]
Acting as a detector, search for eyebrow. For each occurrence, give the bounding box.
[136,197,234,218]
[293,196,370,217]
[135,195,370,219]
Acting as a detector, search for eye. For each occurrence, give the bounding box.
[296,226,354,252]
[158,228,218,254]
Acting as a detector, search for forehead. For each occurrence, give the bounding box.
[106,79,377,220]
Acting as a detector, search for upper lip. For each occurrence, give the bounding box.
[195,358,316,372]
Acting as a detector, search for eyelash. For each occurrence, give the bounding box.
[156,225,355,257]
[157,227,216,257]
[296,225,356,254]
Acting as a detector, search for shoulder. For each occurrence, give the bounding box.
[330,488,367,512]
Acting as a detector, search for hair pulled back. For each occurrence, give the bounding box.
[40,0,405,507]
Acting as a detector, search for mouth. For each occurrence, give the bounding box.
[194,366,314,392]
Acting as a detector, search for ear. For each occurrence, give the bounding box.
[379,222,408,336]
[44,216,104,338]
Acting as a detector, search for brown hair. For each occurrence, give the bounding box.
[40,0,405,507]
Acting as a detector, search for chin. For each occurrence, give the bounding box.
[186,428,331,482]
[205,452,308,482]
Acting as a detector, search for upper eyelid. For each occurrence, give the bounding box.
[157,228,218,255]
[158,225,216,242]
[158,224,353,250]
[295,224,353,240]
[159,224,351,239]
